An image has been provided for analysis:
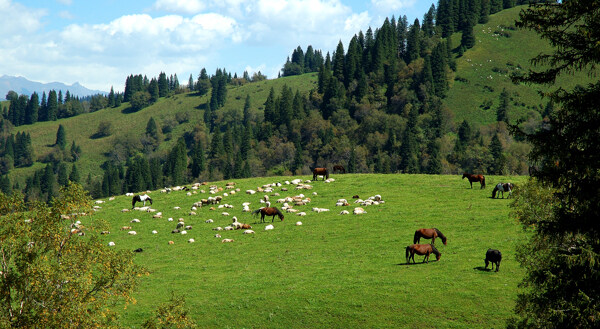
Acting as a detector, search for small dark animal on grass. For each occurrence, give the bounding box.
[462,173,486,189]
[405,244,442,264]
[352,195,360,199]
[132,194,153,208]
[413,228,447,245]
[134,248,143,253]
[252,207,285,223]
[485,249,502,272]
[312,167,329,181]
[333,165,346,174]
[492,183,513,199]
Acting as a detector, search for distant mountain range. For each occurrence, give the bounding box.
[0,75,107,100]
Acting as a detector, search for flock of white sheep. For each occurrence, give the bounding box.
[87,178,384,248]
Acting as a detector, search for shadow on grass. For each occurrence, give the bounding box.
[473,266,494,272]
[396,261,435,266]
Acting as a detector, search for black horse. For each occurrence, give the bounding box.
[485,249,502,272]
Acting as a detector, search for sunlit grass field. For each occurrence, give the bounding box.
[83,173,528,328]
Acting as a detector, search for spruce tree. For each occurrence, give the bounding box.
[509,3,600,327]
[55,124,67,149]
[69,163,80,183]
[158,72,168,97]
[488,133,504,174]
[332,41,345,82]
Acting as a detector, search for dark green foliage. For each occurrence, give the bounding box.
[130,91,151,112]
[158,72,169,97]
[487,134,505,174]
[69,163,80,183]
[55,124,67,149]
[405,19,421,64]
[508,2,600,328]
[460,23,476,49]
[164,138,188,186]
[497,88,510,123]
[57,162,69,187]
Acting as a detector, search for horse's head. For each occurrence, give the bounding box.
[462,173,467,179]
[436,253,442,261]
[279,214,284,221]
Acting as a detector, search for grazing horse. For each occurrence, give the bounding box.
[492,182,513,199]
[462,173,486,189]
[252,207,285,223]
[333,165,346,174]
[405,244,442,263]
[132,194,152,209]
[485,249,502,272]
[313,167,329,181]
[413,228,447,245]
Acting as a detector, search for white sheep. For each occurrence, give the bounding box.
[152,230,158,234]
[205,219,214,223]
[296,221,303,226]
[243,230,255,234]
[108,241,115,246]
[128,231,137,235]
[265,224,274,231]
[131,218,141,223]
[188,238,195,243]
[297,212,307,216]
[340,210,350,215]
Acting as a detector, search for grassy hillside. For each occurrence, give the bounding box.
[82,173,527,328]
[445,6,587,126]
[10,74,318,185]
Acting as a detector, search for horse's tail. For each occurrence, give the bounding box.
[405,246,411,263]
[413,230,420,244]
[492,187,497,198]
[434,228,447,245]
[131,196,136,209]
[252,208,261,216]
[481,176,486,188]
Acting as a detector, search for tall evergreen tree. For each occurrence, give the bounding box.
[509,3,600,327]
[25,92,39,125]
[47,90,58,121]
[69,163,80,183]
[497,88,510,123]
[487,133,504,174]
[158,72,169,97]
[332,41,345,82]
[55,124,67,149]
[405,19,421,64]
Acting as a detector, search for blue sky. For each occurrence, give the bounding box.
[0,0,436,92]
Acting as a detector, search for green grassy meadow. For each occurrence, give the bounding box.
[82,173,528,328]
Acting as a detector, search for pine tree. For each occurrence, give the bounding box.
[405,19,421,64]
[497,88,510,123]
[55,124,67,149]
[25,92,39,125]
[487,133,504,174]
[108,87,115,107]
[69,163,80,183]
[509,3,600,326]
[460,23,476,50]
[158,72,169,97]
[47,90,58,121]
[332,40,345,82]
[57,162,69,187]
[263,87,276,124]
[148,78,159,103]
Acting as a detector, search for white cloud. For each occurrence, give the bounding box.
[371,0,416,12]
[345,11,371,33]
[58,10,74,19]
[0,0,46,37]
[153,0,204,14]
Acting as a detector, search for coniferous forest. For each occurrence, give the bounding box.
[0,0,554,201]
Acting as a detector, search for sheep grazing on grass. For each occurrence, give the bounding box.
[265,224,274,231]
[131,218,141,223]
[176,222,185,229]
[108,241,115,246]
[213,227,223,231]
[297,212,307,216]
[296,221,303,226]
[121,226,132,230]
[168,218,174,222]
[214,234,221,238]
[152,230,158,234]
[168,241,174,245]
[340,210,350,215]
[224,226,234,231]
[353,207,367,215]
[188,239,195,243]
[121,209,130,213]
[101,231,110,235]
[172,229,180,234]
[243,230,255,234]
[221,239,234,243]
[205,219,214,223]
[180,231,188,235]
[128,231,137,235]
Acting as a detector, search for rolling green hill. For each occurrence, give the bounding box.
[81,173,527,328]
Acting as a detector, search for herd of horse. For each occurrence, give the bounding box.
[129,170,508,270]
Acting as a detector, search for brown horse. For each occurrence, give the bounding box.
[313,167,329,181]
[405,244,441,263]
[252,207,284,223]
[462,173,486,189]
[333,165,346,174]
[413,228,447,245]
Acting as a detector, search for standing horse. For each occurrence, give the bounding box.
[413,228,447,245]
[485,249,502,272]
[462,173,486,189]
[132,194,152,209]
[492,183,513,199]
[333,165,346,174]
[405,244,442,263]
[313,167,329,181]
[252,207,285,223]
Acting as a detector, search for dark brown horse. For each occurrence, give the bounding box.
[405,244,441,263]
[413,228,447,245]
[333,165,346,174]
[313,167,329,181]
[462,173,486,189]
[252,207,284,223]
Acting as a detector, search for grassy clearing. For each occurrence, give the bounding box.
[83,173,527,328]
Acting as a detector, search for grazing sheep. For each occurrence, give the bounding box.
[340,210,350,215]
[168,218,174,222]
[213,227,223,231]
[185,225,193,230]
[108,241,115,246]
[221,239,234,243]
[205,219,214,223]
[242,205,251,212]
[121,226,132,230]
[180,231,188,235]
[168,241,174,245]
[95,200,105,204]
[265,224,274,231]
[174,206,181,210]
[128,231,137,235]
[221,212,229,216]
[353,207,367,215]
[214,234,221,238]
[101,231,110,235]
[153,214,162,219]
[188,239,195,243]
[109,196,115,201]
[176,222,185,229]
[243,230,255,234]
[246,190,256,195]
[240,223,252,229]
[297,212,307,216]
[178,218,185,222]
[121,209,130,213]
[189,211,197,216]
[224,226,234,231]
[131,218,141,223]
[152,230,158,234]
[296,221,303,226]
[172,229,180,234]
